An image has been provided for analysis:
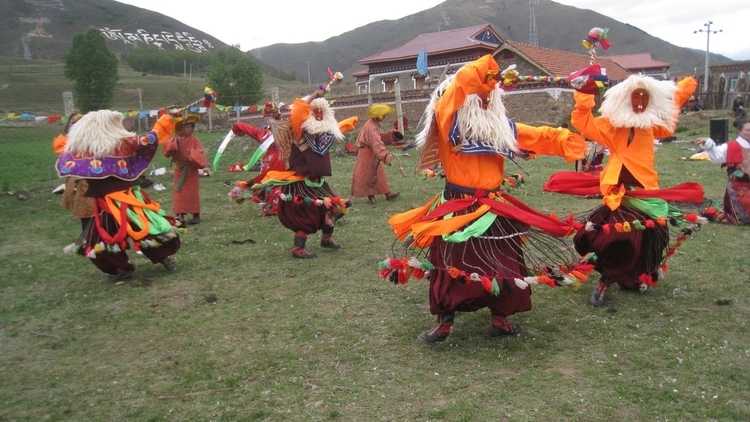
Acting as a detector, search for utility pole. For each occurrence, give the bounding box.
[694,21,722,94]
[307,62,311,85]
[137,88,143,131]
[529,0,539,46]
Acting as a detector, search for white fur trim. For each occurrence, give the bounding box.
[64,110,136,157]
[599,75,678,130]
[514,278,529,289]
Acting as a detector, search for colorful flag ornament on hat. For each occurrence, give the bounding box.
[203,87,217,108]
[321,68,344,97]
[582,27,611,64]
[568,64,608,95]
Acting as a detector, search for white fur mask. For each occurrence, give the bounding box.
[301,98,344,141]
[599,75,678,130]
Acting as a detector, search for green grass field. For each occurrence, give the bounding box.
[1,111,749,421]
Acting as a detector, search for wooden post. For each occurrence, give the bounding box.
[394,79,404,133]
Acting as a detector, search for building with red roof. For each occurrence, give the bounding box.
[604,53,672,80]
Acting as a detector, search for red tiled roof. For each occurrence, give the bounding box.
[604,53,671,70]
[498,40,631,81]
[358,24,502,65]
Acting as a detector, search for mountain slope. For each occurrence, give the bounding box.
[0,0,731,86]
[251,0,730,82]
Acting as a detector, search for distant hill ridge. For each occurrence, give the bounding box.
[1,0,732,84]
[249,0,732,83]
[0,0,227,60]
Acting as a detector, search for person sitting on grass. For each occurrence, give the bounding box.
[694,118,750,225]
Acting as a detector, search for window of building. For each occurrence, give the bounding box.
[413,75,426,90]
[729,76,738,91]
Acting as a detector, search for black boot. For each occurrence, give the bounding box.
[292,232,316,258]
[320,227,341,250]
[418,312,455,344]
[490,311,521,337]
[590,277,613,307]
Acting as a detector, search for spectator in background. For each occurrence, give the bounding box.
[162,114,207,225]
[694,118,750,225]
[350,104,402,205]
[683,96,703,113]
[393,114,409,132]
[732,95,746,119]
[263,102,282,121]
[53,111,94,234]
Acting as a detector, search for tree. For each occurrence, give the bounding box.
[207,47,264,106]
[63,28,119,112]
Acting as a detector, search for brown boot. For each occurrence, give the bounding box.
[490,311,521,337]
[292,232,317,259]
[418,312,455,344]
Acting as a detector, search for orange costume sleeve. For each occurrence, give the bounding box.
[52,134,67,155]
[338,116,359,134]
[290,98,312,141]
[516,123,585,163]
[153,114,176,144]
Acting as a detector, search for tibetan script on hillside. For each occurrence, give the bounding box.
[100,28,215,53]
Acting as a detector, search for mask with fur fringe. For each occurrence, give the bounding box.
[64,110,135,157]
[414,73,519,154]
[302,98,344,140]
[599,75,678,130]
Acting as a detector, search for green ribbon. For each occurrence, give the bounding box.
[121,186,173,235]
[621,196,668,219]
[175,165,190,191]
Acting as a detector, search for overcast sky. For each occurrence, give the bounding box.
[115,0,749,61]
